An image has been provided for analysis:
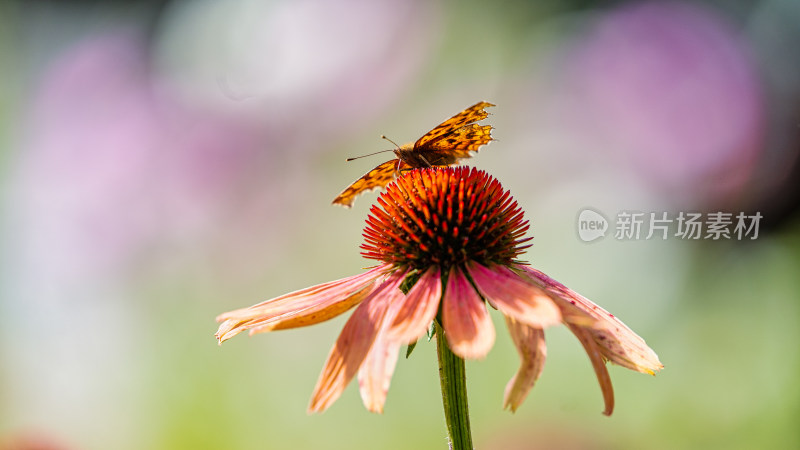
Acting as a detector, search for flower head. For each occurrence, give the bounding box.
[360,167,530,269]
[216,166,662,414]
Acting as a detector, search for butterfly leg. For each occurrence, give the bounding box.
[418,154,433,167]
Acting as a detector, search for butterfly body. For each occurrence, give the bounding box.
[333,101,495,207]
[391,144,453,167]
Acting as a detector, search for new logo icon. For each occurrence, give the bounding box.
[577,208,608,242]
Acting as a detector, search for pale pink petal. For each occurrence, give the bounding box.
[441,266,495,359]
[308,273,406,413]
[357,268,442,412]
[568,323,615,416]
[467,261,561,328]
[357,332,401,414]
[502,316,546,412]
[519,266,663,375]
[215,264,391,342]
[387,267,442,344]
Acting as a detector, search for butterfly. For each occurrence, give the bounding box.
[332,101,495,207]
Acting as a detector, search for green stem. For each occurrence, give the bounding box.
[435,320,473,450]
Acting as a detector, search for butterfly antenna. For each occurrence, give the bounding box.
[345,149,395,162]
[345,135,402,161]
[381,135,402,150]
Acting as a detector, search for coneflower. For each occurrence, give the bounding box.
[216,166,662,448]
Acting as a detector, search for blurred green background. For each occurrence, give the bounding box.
[1,0,799,449]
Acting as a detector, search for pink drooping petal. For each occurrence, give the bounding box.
[519,266,663,375]
[387,267,442,344]
[567,323,615,416]
[467,261,561,329]
[215,264,392,342]
[441,266,496,359]
[357,268,442,412]
[357,331,402,414]
[308,273,406,413]
[502,315,546,412]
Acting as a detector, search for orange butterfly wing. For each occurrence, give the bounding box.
[332,159,411,208]
[414,101,494,149]
[424,123,494,159]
